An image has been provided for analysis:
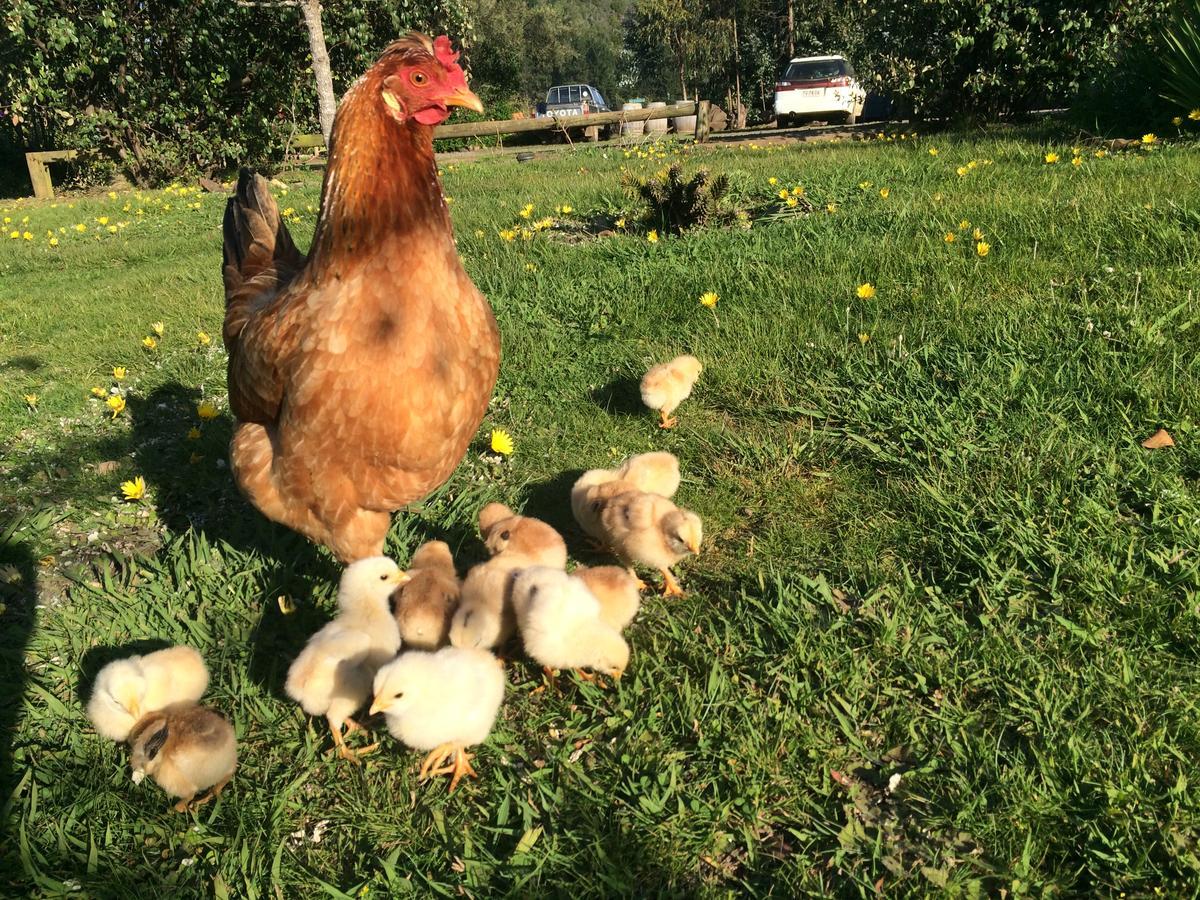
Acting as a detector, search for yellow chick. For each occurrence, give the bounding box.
[571,475,702,597]
[510,567,629,677]
[128,703,237,813]
[617,451,681,497]
[450,504,568,650]
[640,354,702,428]
[285,556,409,762]
[370,646,505,792]
[393,541,460,650]
[87,646,210,742]
[574,565,642,630]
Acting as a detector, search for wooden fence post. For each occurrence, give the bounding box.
[695,100,711,143]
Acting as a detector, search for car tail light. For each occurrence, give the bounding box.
[829,76,851,87]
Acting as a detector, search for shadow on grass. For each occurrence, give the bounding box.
[589,375,645,418]
[0,537,35,890]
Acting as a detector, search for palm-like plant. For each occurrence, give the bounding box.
[629,163,732,234]
[1162,0,1200,111]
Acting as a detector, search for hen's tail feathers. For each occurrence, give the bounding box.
[222,168,306,348]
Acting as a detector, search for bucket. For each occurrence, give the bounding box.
[620,102,644,137]
[671,115,697,135]
[645,101,668,134]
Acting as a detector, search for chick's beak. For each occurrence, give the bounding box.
[443,86,484,115]
[686,539,701,554]
[368,697,388,716]
[390,571,411,586]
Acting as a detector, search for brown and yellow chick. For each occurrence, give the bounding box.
[640,354,702,428]
[393,541,460,650]
[574,565,642,631]
[450,504,568,650]
[571,474,702,597]
[510,567,629,678]
[128,703,237,813]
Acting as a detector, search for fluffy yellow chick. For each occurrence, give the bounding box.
[510,566,629,677]
[393,541,460,650]
[128,704,237,813]
[618,451,681,497]
[285,556,409,762]
[87,645,210,742]
[450,505,568,650]
[640,354,702,428]
[571,474,702,597]
[574,565,642,630]
[370,646,506,792]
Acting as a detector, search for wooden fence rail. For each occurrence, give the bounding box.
[24,100,708,199]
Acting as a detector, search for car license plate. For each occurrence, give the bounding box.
[802,89,821,97]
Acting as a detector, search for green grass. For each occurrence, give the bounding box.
[2,127,1200,896]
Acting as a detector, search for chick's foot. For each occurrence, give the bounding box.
[659,569,685,598]
[658,410,678,429]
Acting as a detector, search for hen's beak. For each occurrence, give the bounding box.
[444,86,484,115]
[368,697,388,716]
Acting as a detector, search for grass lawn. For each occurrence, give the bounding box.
[2,126,1200,896]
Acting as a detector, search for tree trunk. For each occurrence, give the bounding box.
[732,17,742,127]
[299,0,337,145]
[786,0,795,58]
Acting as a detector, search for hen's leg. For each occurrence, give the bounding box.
[230,423,329,546]
[325,508,391,563]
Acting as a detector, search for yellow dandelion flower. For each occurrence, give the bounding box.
[967,160,978,170]
[524,263,537,272]
[120,476,146,501]
[944,232,956,243]
[113,366,127,380]
[1142,133,1157,145]
[197,400,219,420]
[197,331,211,346]
[490,428,514,455]
[142,337,157,350]
[1,217,8,224]
[1044,152,1059,164]
[879,188,890,199]
[791,186,804,197]
[959,219,971,230]
[8,231,17,240]
[91,386,106,398]
[151,322,164,337]
[106,395,126,419]
[498,229,517,242]
[22,231,32,241]
[187,426,202,440]
[973,228,983,241]
[699,291,718,308]
[647,230,659,244]
[560,205,573,215]
[49,237,59,247]
[859,181,872,190]
[956,166,969,177]
[785,197,798,208]
[75,223,86,232]
[976,241,990,257]
[1072,156,1082,167]
[856,283,876,300]
[97,216,109,225]
[107,191,117,200]
[778,189,789,199]
[1172,116,1183,126]
[826,202,838,213]
[858,332,870,345]
[24,394,38,408]
[928,148,939,156]
[1094,149,1108,158]
[519,203,534,219]
[768,177,778,185]
[615,217,626,229]
[1190,109,1200,121]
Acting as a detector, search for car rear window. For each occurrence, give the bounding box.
[783,59,850,82]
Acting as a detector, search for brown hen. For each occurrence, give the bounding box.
[222,34,498,561]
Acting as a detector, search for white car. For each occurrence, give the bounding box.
[774,55,865,126]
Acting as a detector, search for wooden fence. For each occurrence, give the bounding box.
[24,100,708,199]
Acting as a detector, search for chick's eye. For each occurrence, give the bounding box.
[410,70,428,87]
[379,573,389,581]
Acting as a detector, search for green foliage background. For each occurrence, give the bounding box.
[0,0,1186,188]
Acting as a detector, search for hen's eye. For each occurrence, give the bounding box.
[500,530,511,541]
[410,71,428,87]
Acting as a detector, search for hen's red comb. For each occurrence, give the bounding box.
[433,35,459,67]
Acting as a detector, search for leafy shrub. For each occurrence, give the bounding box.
[627,162,733,234]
